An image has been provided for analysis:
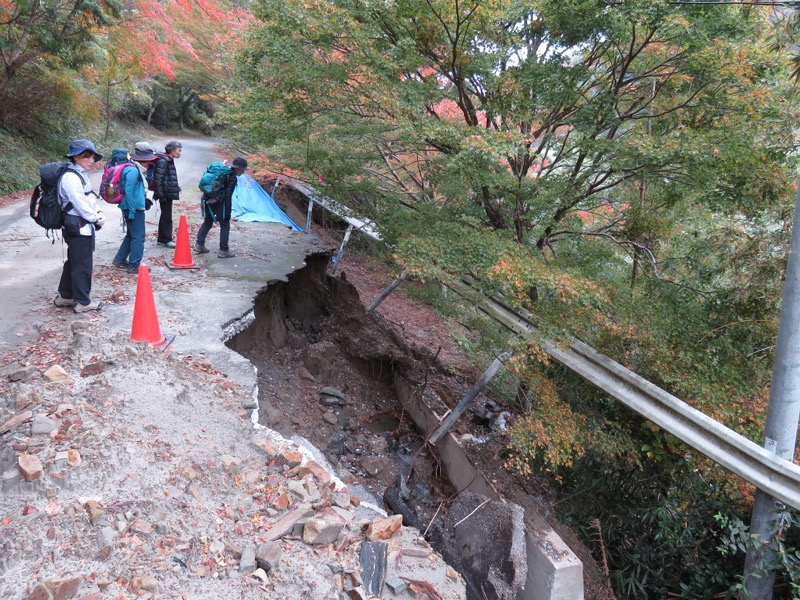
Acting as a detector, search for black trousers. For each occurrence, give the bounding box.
[157,199,173,243]
[58,233,94,305]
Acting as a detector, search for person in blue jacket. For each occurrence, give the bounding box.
[111,146,157,274]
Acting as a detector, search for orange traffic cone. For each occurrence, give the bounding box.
[167,215,200,270]
[130,264,174,351]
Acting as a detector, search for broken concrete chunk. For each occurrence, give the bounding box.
[364,514,402,541]
[31,414,58,435]
[255,541,283,574]
[0,410,32,434]
[303,516,344,546]
[43,365,70,382]
[253,438,280,460]
[386,576,408,595]
[240,546,257,574]
[18,454,43,481]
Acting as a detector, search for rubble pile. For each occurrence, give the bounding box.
[0,324,465,599]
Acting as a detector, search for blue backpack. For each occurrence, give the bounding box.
[198,162,232,203]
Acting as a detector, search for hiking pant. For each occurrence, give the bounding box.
[157,199,173,244]
[58,233,93,305]
[114,209,145,268]
[196,201,230,251]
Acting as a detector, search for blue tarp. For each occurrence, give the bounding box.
[232,174,302,230]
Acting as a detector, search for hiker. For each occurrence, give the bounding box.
[152,140,182,248]
[194,156,247,258]
[54,139,106,313]
[111,145,158,274]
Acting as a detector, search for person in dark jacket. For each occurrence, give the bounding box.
[111,146,157,273]
[152,140,182,248]
[194,157,247,258]
[55,139,106,313]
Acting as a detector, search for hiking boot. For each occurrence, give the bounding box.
[73,300,103,314]
[125,264,140,274]
[157,241,176,248]
[112,259,130,269]
[54,294,74,308]
[194,244,210,254]
[218,249,236,258]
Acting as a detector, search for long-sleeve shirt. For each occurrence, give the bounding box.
[58,164,103,236]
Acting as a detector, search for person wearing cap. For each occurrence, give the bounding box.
[110,145,157,274]
[194,156,247,258]
[152,141,182,248]
[54,139,106,314]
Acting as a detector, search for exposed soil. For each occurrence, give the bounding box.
[228,201,616,599]
[1,165,614,598]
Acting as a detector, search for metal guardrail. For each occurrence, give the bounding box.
[288,181,383,241]
[284,183,800,509]
[442,275,800,510]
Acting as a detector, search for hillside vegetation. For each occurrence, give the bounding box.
[6,0,800,596]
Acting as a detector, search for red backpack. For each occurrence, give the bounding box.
[100,161,134,204]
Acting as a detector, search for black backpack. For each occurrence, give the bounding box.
[29,162,80,240]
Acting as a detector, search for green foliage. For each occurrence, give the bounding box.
[558,445,750,599]
[716,511,800,599]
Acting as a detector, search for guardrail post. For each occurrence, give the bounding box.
[745,181,800,599]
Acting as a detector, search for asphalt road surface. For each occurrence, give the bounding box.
[0,137,223,351]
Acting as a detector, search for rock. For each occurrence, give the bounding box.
[240,546,257,574]
[255,541,283,573]
[303,516,344,545]
[43,365,69,382]
[320,386,346,400]
[67,449,81,467]
[265,508,310,541]
[84,500,105,525]
[253,438,280,460]
[129,519,154,535]
[221,454,242,473]
[252,568,269,583]
[31,414,58,435]
[29,577,83,600]
[320,395,343,407]
[28,584,54,600]
[365,515,402,541]
[141,576,158,592]
[358,455,398,485]
[280,451,303,468]
[18,454,43,481]
[224,538,243,559]
[0,410,32,434]
[386,576,407,595]
[298,366,316,381]
[285,460,332,485]
[80,362,107,377]
[359,540,387,596]
[8,366,36,382]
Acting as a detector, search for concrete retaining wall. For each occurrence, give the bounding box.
[394,375,584,600]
